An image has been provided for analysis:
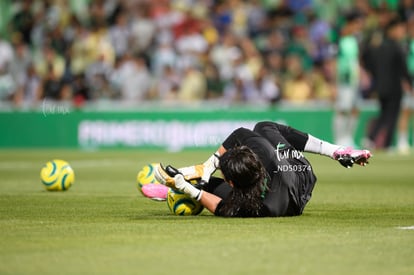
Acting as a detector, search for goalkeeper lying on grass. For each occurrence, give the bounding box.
[155,121,371,217]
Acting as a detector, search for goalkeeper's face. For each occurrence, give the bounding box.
[219,146,265,189]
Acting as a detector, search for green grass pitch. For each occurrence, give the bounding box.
[0,149,413,275]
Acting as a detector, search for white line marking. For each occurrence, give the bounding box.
[396,226,414,230]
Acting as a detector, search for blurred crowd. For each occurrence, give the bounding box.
[0,0,413,107]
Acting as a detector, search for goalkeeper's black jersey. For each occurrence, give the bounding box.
[215,124,317,217]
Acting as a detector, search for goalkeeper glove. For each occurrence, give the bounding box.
[154,163,178,188]
[174,174,203,201]
[154,164,202,200]
[178,152,220,184]
[155,152,220,189]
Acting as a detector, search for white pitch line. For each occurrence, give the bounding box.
[396,226,414,230]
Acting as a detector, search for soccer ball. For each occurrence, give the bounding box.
[137,163,168,201]
[40,159,75,191]
[167,188,204,216]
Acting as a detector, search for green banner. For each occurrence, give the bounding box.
[0,106,377,149]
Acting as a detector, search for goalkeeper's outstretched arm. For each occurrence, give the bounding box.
[199,191,222,214]
[167,171,223,215]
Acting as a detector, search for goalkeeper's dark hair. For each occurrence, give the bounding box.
[217,146,269,217]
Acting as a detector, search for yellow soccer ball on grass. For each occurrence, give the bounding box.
[167,188,204,216]
[40,159,75,191]
[137,163,159,186]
